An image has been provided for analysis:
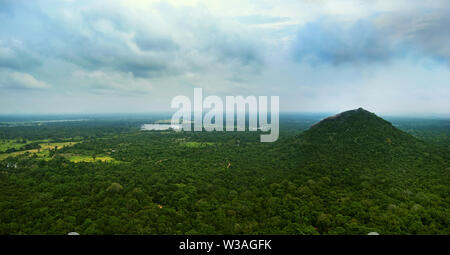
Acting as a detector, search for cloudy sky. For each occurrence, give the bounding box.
[0,0,449,115]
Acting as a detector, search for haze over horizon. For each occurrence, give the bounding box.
[1,0,449,115]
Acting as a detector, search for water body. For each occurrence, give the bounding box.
[141,124,181,131]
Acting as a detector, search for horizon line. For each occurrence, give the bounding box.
[0,110,449,119]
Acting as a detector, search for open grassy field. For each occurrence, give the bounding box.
[64,154,116,163]
[0,141,79,160]
[0,139,119,163]
[0,139,50,152]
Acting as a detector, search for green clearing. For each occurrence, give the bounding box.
[0,141,79,160]
[182,141,215,148]
[0,140,119,163]
[0,139,50,152]
[65,154,116,163]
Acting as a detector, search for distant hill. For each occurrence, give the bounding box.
[288,108,438,169]
[302,108,420,148]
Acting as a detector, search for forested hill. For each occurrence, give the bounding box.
[303,107,418,146]
[284,108,447,169]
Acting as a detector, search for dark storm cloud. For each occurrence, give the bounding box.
[292,4,450,66]
[385,10,450,64]
[292,19,394,65]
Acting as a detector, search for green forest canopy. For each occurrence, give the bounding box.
[0,111,448,234]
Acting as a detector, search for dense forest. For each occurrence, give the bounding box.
[0,110,448,234]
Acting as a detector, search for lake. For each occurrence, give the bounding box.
[141,124,182,131]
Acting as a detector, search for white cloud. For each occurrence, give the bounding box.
[73,69,152,94]
[0,71,50,89]
[0,0,448,114]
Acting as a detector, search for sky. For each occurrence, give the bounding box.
[0,0,449,115]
